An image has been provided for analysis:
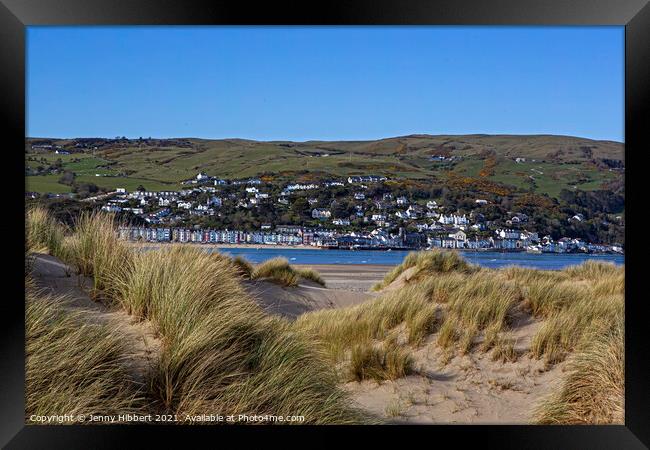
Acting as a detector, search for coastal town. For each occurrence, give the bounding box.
[70,171,624,254]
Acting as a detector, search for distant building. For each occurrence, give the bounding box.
[438,214,468,226]
[347,175,387,184]
[312,209,331,220]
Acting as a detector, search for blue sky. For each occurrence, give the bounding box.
[27,26,624,142]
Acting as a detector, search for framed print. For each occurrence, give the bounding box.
[2,0,649,448]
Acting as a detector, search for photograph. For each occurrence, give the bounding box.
[22,24,627,427]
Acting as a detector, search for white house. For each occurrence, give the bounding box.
[475,199,488,205]
[495,229,521,240]
[286,183,318,191]
[354,193,366,200]
[449,230,467,243]
[396,196,408,206]
[245,187,259,194]
[196,172,209,181]
[101,204,122,213]
[426,200,438,209]
[347,175,386,184]
[406,205,422,219]
[312,209,331,219]
[438,214,468,226]
[332,218,351,226]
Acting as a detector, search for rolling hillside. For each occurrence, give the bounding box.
[26,134,624,198]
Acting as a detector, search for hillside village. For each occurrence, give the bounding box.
[26,135,625,252]
[84,171,623,253]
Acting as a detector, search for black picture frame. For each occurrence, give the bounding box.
[2,0,648,447]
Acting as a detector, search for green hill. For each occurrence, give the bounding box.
[26,134,624,199]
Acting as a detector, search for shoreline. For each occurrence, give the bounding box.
[124,241,623,256]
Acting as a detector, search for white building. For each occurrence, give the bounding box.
[495,229,521,240]
[286,183,319,191]
[312,209,331,219]
[438,214,468,226]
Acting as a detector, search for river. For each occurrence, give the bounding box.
[211,247,624,270]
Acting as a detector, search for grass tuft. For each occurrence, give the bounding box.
[373,249,475,291]
[348,340,414,382]
[534,315,624,424]
[26,285,145,421]
[26,206,66,258]
[252,257,326,287]
[231,255,253,279]
[63,211,133,294]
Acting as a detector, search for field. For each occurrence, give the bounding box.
[26,134,623,198]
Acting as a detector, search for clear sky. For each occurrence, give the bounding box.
[27,26,624,142]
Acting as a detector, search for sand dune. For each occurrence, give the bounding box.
[244,280,373,319]
[30,254,161,386]
[344,315,567,424]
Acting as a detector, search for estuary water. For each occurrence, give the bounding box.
[212,247,624,270]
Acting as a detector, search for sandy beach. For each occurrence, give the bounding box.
[293,264,391,292]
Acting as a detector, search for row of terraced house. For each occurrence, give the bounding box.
[118,227,304,245]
